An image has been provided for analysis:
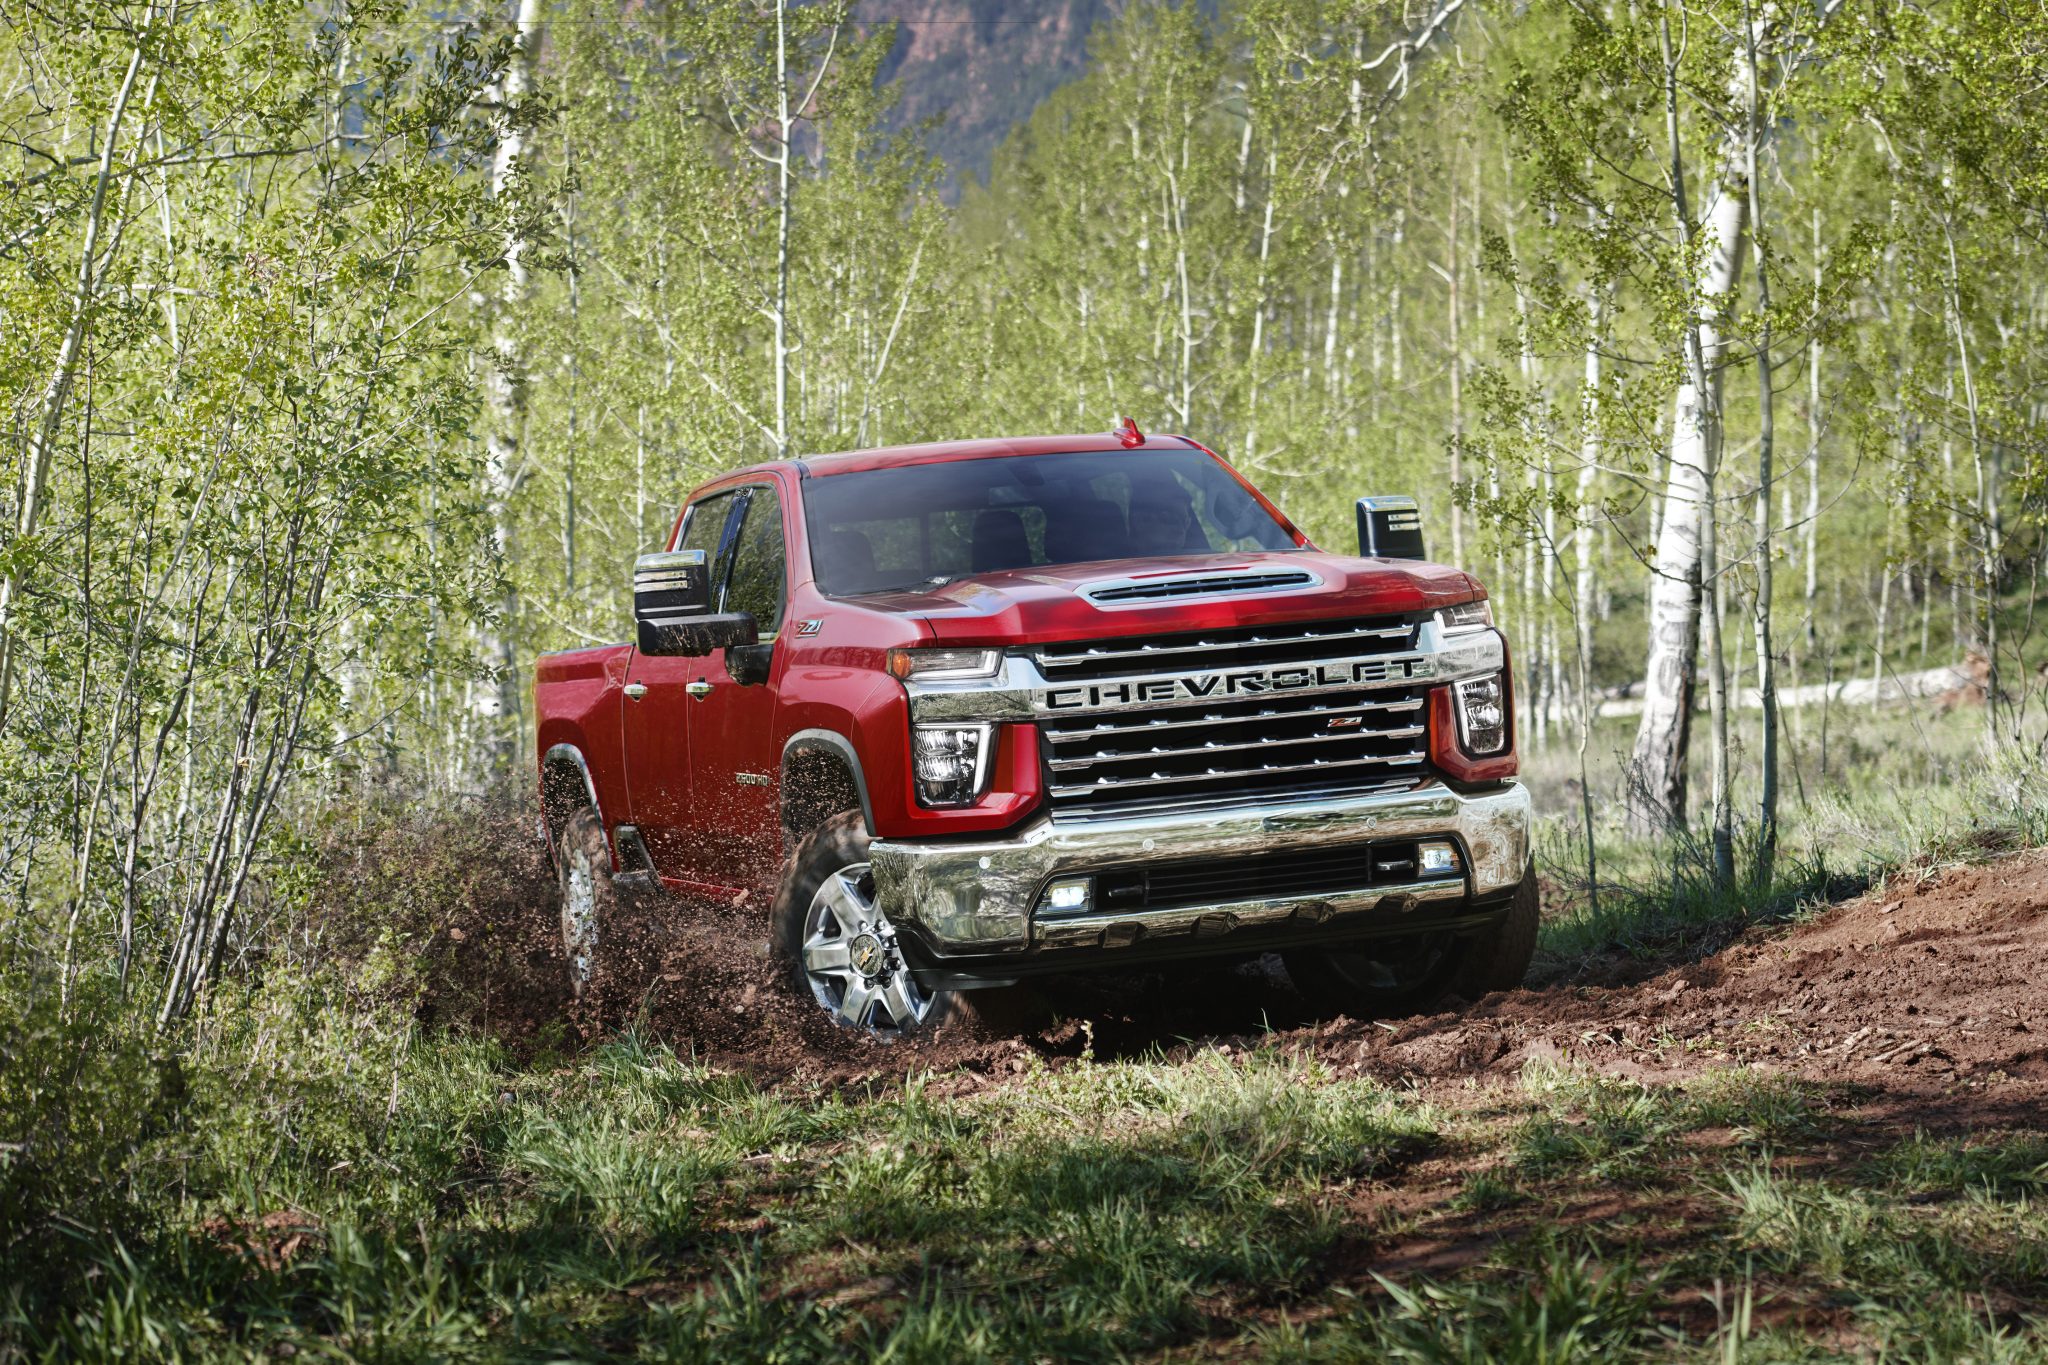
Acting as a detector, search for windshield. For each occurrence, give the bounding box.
[800,449,1298,596]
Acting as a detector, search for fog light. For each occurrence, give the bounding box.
[1417,841,1463,877]
[1042,877,1093,916]
[1453,673,1509,755]
[911,723,993,807]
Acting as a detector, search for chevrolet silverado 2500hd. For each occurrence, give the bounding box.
[533,426,1535,1036]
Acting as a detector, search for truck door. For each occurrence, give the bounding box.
[622,489,742,887]
[677,483,789,895]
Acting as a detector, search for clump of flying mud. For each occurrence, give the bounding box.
[316,802,2048,1116]
[309,797,1027,1078]
[305,795,574,1051]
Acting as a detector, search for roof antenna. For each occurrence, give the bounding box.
[1115,416,1144,448]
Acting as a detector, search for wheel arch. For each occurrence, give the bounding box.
[540,742,602,853]
[782,729,875,838]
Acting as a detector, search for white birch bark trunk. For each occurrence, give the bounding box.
[1574,284,1604,907]
[1445,188,1463,568]
[1243,151,1276,464]
[1943,220,2000,742]
[1745,12,1780,879]
[1804,210,1823,651]
[478,0,544,764]
[1627,11,1749,842]
[772,0,792,456]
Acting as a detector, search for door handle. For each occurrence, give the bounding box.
[686,680,714,701]
[623,683,648,700]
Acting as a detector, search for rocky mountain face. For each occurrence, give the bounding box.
[865,0,1119,190]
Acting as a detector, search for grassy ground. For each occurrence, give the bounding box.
[1521,701,2048,966]
[16,1036,2047,1360]
[9,703,2048,1361]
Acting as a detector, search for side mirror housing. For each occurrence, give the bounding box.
[638,612,757,657]
[1356,495,1427,560]
[633,550,757,656]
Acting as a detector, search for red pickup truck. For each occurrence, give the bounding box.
[534,427,1535,1036]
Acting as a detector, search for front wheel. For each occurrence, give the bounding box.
[1284,864,1540,1019]
[555,806,619,1000]
[771,811,955,1038]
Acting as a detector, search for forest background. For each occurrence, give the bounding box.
[4,0,2048,1354]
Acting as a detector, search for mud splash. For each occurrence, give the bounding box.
[570,875,1050,1083]
[305,795,573,1050]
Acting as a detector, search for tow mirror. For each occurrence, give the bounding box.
[1355,495,1427,560]
[633,550,757,656]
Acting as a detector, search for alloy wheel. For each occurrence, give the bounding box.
[799,862,935,1035]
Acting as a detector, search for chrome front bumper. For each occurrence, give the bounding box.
[868,780,1532,960]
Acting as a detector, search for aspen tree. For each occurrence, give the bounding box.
[1743,0,1780,880]
[478,0,546,767]
[0,5,165,729]
[1629,2,1748,857]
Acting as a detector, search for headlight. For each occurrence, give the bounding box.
[1436,600,1494,635]
[1453,673,1509,755]
[886,647,1003,681]
[910,723,993,807]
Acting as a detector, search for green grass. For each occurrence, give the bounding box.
[1526,703,2048,968]
[9,1031,2047,1360]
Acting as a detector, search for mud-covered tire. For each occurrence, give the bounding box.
[1447,862,1541,999]
[556,806,620,1001]
[771,810,958,1038]
[1284,863,1540,1019]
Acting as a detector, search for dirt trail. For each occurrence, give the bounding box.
[885,848,2048,1126]
[1244,849,2048,1126]
[393,809,2048,1120]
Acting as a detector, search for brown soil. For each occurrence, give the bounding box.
[1224,848,2048,1133]
[200,1209,323,1272]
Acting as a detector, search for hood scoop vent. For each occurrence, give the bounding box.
[1084,567,1319,605]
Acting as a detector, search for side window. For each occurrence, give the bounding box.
[677,490,740,566]
[723,488,787,636]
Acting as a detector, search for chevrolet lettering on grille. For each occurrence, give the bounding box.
[1039,656,1415,713]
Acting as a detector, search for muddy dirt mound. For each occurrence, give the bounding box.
[1268,850,2048,1126]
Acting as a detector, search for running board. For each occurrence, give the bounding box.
[612,824,659,888]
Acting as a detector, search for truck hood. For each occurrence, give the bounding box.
[841,550,1484,648]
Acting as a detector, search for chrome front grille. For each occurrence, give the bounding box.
[1032,615,1417,680]
[1032,616,1430,818]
